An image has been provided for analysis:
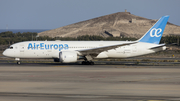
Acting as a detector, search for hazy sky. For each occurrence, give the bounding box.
[0,0,180,29]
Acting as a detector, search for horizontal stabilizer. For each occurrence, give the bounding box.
[149,44,166,49]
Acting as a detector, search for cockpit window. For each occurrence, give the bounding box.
[10,46,13,49]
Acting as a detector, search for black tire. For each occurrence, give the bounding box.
[90,62,94,65]
[82,61,94,65]
[17,61,21,65]
[82,61,85,65]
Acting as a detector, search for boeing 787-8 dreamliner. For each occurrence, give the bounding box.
[3,16,169,65]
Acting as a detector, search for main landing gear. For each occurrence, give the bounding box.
[82,61,94,65]
[82,55,94,65]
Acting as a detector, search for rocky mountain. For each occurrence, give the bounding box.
[38,12,180,38]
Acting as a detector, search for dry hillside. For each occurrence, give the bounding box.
[38,12,180,38]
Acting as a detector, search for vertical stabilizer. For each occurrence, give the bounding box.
[138,15,169,44]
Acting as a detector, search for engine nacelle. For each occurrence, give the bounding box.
[59,51,77,63]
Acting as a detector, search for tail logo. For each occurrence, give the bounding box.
[150,28,162,37]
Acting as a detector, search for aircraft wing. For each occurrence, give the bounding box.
[78,42,137,56]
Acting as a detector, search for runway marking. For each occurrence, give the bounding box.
[113,66,148,68]
[66,95,107,98]
[52,66,68,68]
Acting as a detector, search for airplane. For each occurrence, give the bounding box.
[3,15,169,65]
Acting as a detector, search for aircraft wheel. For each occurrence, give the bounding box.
[17,61,21,65]
[90,61,94,65]
[82,61,94,65]
[82,61,85,65]
[82,61,88,65]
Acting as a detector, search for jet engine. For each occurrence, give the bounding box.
[59,51,77,63]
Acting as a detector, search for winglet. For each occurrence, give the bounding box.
[138,15,169,44]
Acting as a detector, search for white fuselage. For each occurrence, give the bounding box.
[3,41,166,59]
[2,15,169,64]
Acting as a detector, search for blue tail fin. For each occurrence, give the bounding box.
[138,15,169,44]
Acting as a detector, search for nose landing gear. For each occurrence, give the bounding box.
[17,61,21,65]
[15,58,21,65]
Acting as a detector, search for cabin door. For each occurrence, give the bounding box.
[20,44,24,56]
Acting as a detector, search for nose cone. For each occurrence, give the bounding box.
[2,50,8,56]
[2,49,14,57]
